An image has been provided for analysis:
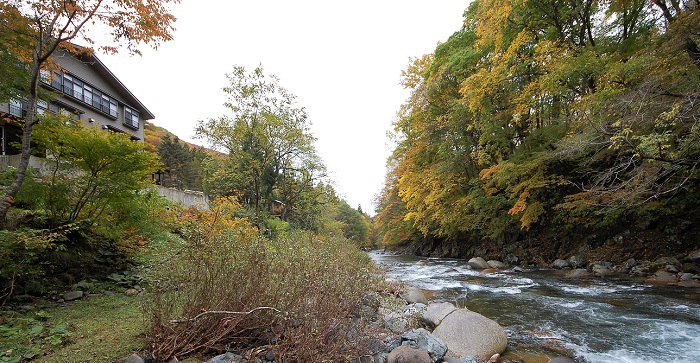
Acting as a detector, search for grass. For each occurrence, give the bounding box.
[1,293,145,363]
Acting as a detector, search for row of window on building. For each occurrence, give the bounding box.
[28,70,141,129]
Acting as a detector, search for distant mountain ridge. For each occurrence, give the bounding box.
[143,120,205,153]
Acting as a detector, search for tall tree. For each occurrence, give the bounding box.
[0,0,179,223]
[196,66,322,225]
[376,0,700,257]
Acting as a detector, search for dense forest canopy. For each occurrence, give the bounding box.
[375,0,700,260]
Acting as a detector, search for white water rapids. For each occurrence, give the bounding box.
[369,251,700,363]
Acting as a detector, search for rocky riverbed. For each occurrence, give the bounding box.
[370,249,700,363]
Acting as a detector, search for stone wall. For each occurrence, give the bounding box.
[156,185,209,209]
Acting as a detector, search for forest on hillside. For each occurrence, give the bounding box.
[375,0,700,261]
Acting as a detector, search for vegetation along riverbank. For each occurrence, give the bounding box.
[2,0,700,362]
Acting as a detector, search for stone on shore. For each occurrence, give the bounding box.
[205,352,241,363]
[687,250,700,262]
[400,328,448,362]
[553,259,570,269]
[387,345,431,363]
[432,309,507,360]
[63,291,84,301]
[120,354,145,363]
[467,257,490,270]
[404,286,429,304]
[568,255,588,269]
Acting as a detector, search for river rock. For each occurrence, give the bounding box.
[568,255,588,269]
[553,259,570,269]
[401,328,448,362]
[630,262,653,276]
[467,257,490,270]
[205,352,242,363]
[422,302,458,326]
[487,260,507,269]
[505,254,519,265]
[403,303,427,318]
[687,250,700,262]
[432,309,507,360]
[404,286,429,304]
[119,354,145,363]
[63,291,84,301]
[563,269,593,279]
[443,358,478,363]
[383,311,409,333]
[387,345,431,363]
[655,257,680,270]
[680,273,694,281]
[592,266,614,277]
[548,357,577,363]
[644,270,678,285]
[623,258,637,270]
[591,262,614,277]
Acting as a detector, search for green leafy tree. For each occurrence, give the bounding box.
[335,200,370,245]
[33,114,160,226]
[196,66,323,225]
[0,0,179,223]
[376,0,700,257]
[156,135,204,190]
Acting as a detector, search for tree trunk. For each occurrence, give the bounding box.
[0,58,40,224]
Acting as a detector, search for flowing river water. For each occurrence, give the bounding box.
[369,251,700,363]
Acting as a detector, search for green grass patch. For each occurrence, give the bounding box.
[1,294,145,363]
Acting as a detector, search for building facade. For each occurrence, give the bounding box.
[0,48,154,155]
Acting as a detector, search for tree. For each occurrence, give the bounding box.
[196,66,322,225]
[335,200,370,245]
[157,135,204,190]
[375,0,700,257]
[0,0,179,223]
[33,113,160,226]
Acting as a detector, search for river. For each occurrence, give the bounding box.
[369,251,700,363]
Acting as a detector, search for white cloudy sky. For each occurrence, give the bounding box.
[100,0,470,214]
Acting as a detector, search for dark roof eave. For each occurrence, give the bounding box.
[78,52,156,120]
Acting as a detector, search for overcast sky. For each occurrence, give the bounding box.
[99,0,470,214]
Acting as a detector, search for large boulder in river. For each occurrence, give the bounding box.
[422,302,458,326]
[432,309,507,360]
[563,268,593,279]
[467,257,490,270]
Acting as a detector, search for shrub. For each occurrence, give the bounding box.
[147,198,383,361]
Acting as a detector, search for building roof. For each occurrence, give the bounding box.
[70,47,155,120]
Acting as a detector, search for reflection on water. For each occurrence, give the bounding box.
[370,251,700,363]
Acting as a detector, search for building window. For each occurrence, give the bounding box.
[36,99,48,116]
[124,106,139,129]
[9,99,24,117]
[43,71,119,119]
